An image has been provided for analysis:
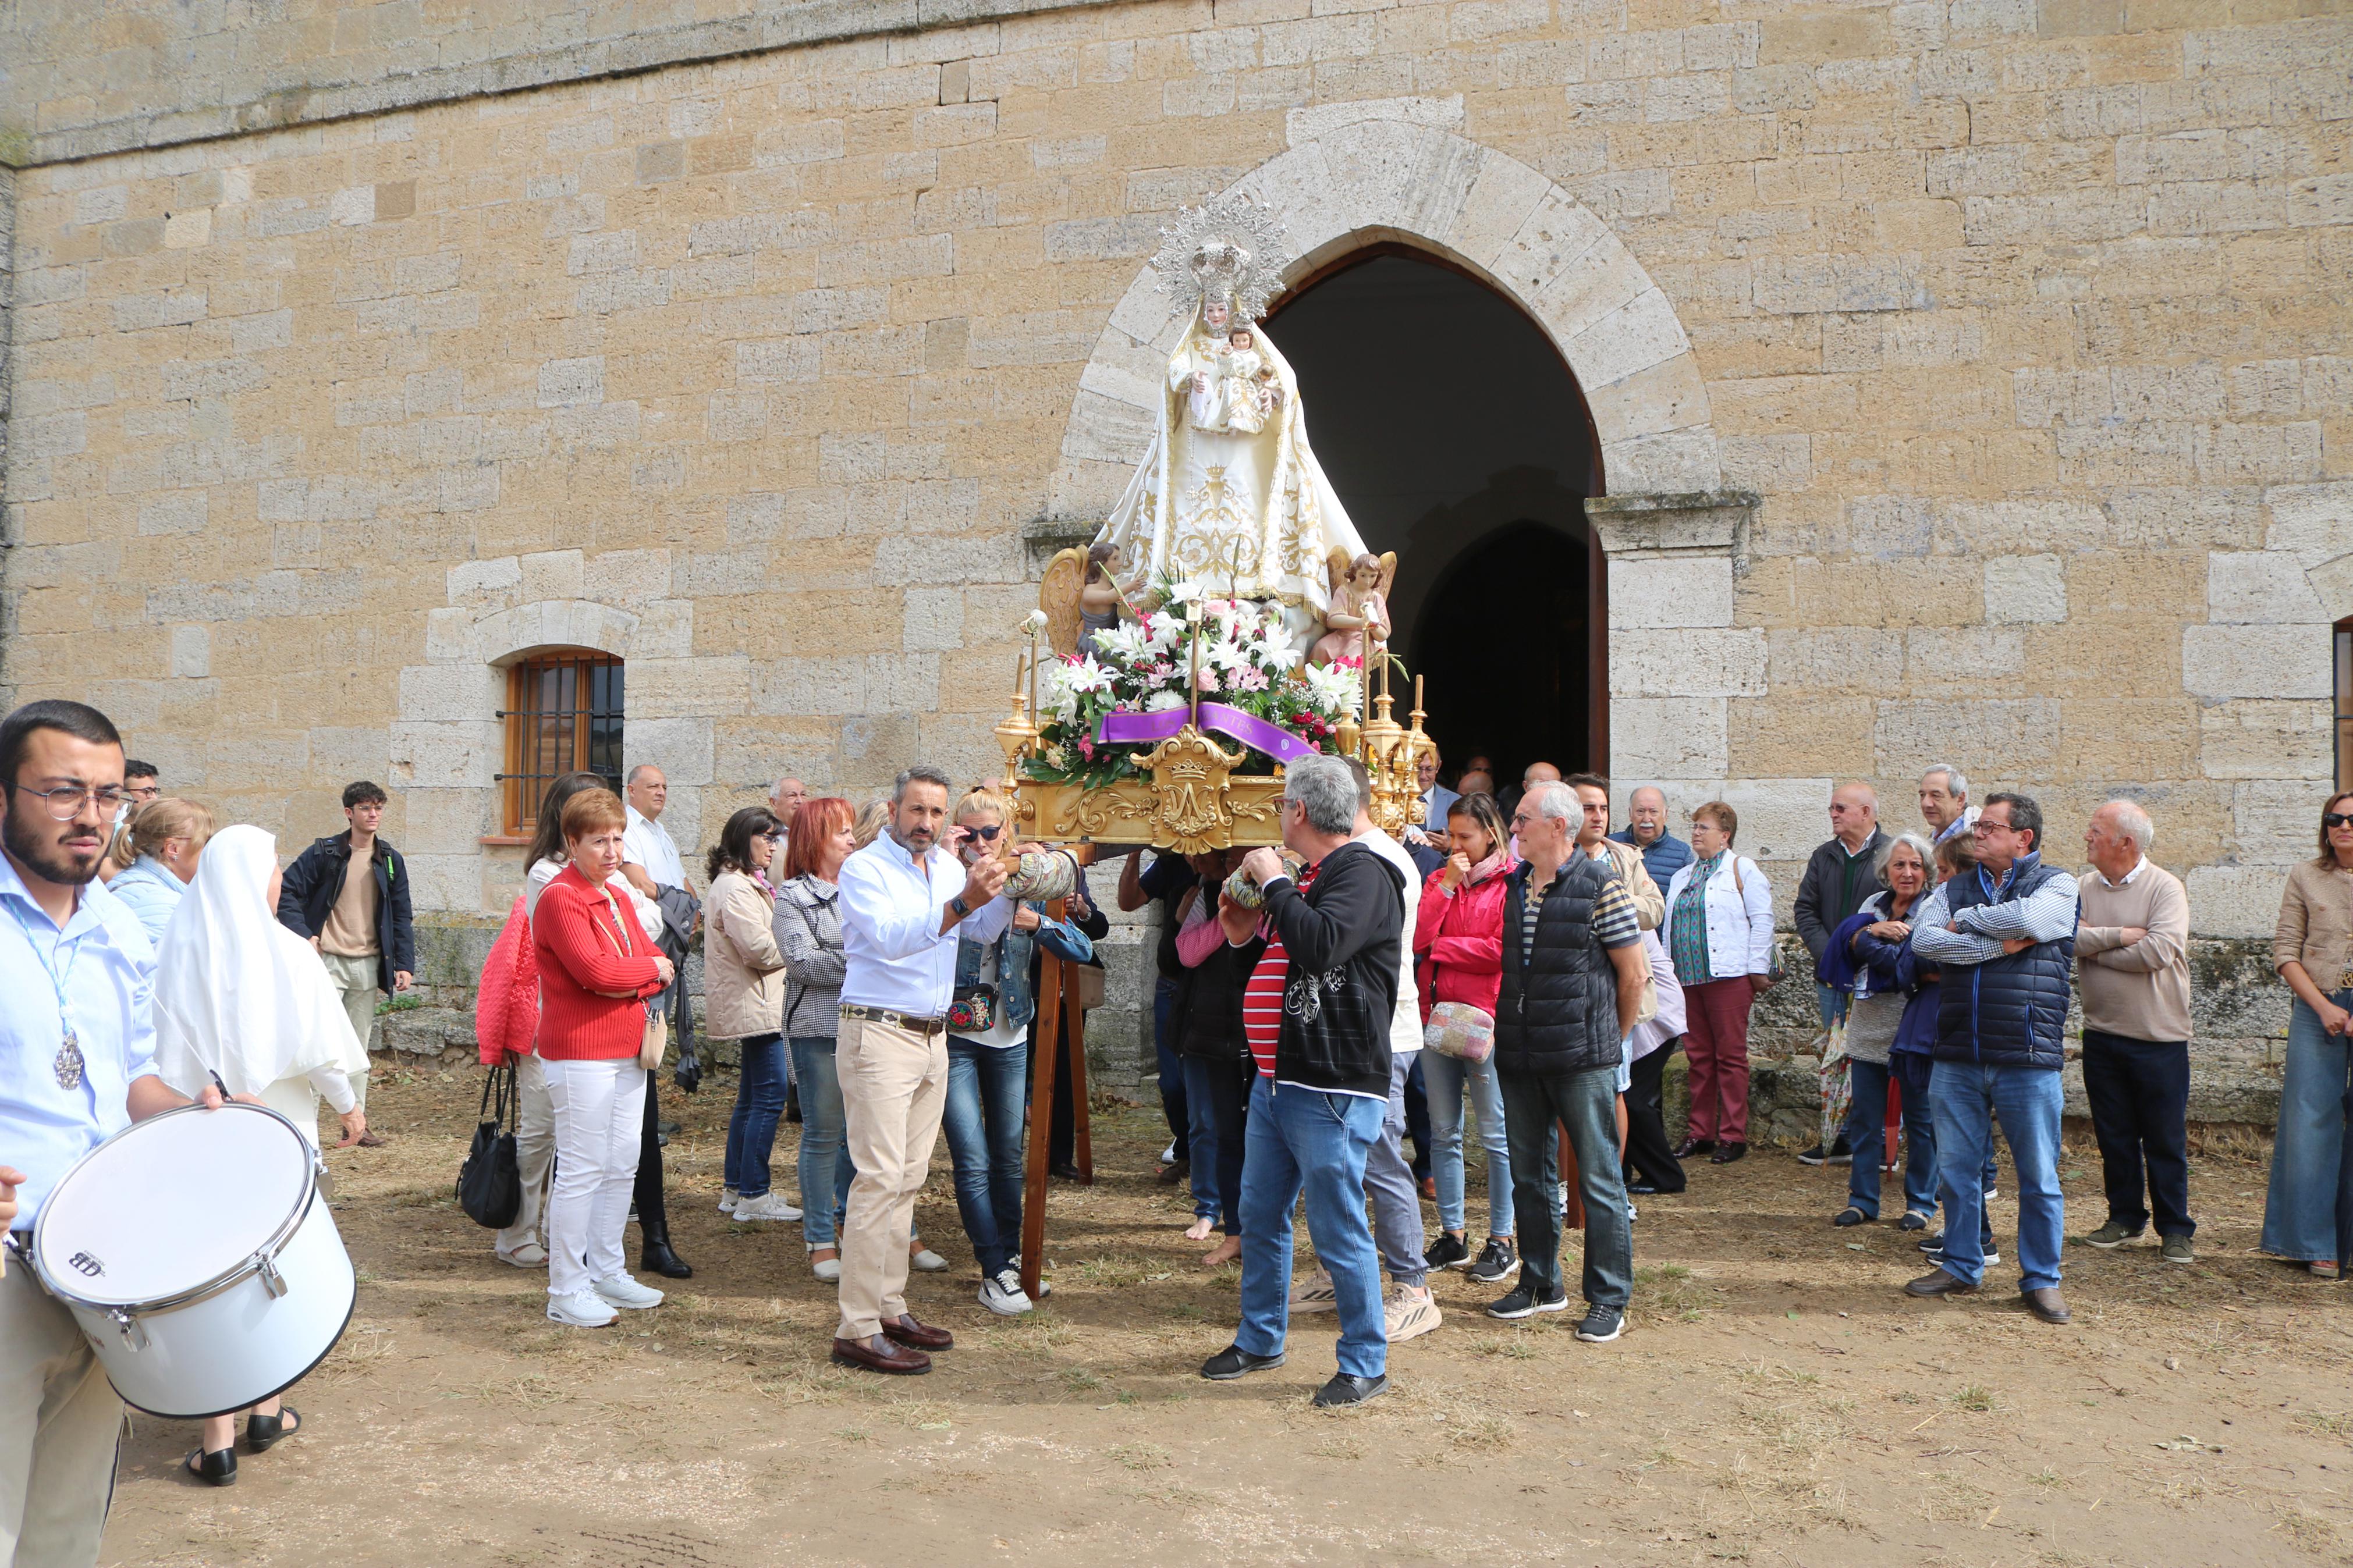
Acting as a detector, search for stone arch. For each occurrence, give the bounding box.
[1049,105,1720,521]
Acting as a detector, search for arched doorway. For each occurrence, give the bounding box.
[1265,247,1606,781]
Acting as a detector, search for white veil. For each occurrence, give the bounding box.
[152,823,369,1100]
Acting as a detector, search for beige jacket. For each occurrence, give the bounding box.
[1599,836,1662,1025]
[703,869,787,1039]
[2274,860,2353,987]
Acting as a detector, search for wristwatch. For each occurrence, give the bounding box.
[949,895,972,919]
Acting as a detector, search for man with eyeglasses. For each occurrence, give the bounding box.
[96,760,161,884]
[1905,792,2079,1324]
[0,699,236,1567]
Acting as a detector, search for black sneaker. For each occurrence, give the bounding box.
[1423,1233,1472,1272]
[1827,1135,1854,1166]
[1485,1281,1567,1320]
[1923,1239,2000,1265]
[1574,1304,1624,1343]
[1312,1373,1389,1408]
[1200,1343,1285,1381]
[1797,1143,1831,1166]
[1467,1237,1521,1285]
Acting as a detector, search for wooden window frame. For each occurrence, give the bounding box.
[2337,618,2353,793]
[495,650,624,841]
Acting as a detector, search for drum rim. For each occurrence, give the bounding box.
[112,1283,357,1422]
[30,1101,322,1315]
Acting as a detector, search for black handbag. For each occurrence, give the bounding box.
[455,1063,522,1229]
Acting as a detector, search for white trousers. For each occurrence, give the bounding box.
[542,1058,645,1298]
[495,1053,557,1259]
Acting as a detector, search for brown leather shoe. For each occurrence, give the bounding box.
[1904,1268,1979,1298]
[832,1334,931,1375]
[882,1313,954,1351]
[2020,1286,2071,1324]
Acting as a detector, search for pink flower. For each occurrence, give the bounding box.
[1197,667,1221,692]
[1078,738,1095,759]
[1234,667,1269,691]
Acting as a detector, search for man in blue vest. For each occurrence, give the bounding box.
[1903,792,2079,1324]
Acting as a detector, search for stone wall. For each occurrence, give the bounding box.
[3,1,2349,1119]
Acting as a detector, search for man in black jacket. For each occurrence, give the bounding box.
[1489,781,1649,1343]
[1199,755,1404,1409]
[276,780,414,1145]
[1793,782,1886,1164]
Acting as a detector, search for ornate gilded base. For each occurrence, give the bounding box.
[1010,768,1286,854]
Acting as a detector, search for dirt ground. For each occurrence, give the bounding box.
[101,1058,2353,1568]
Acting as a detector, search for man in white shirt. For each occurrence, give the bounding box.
[619,764,690,900]
[831,765,1011,1375]
[769,776,808,844]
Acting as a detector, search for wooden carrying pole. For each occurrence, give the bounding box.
[1018,899,1091,1304]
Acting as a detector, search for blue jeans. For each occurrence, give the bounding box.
[1422,1047,1515,1238]
[1841,1056,1937,1220]
[1182,1054,1250,1233]
[789,1035,857,1247]
[1499,1065,1632,1309]
[1816,983,1848,1029]
[723,1033,787,1197]
[1889,1052,1943,1221]
[1928,1058,2064,1291]
[1237,1076,1387,1379]
[942,1039,1030,1278]
[2261,994,2353,1263]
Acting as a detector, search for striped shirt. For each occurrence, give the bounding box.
[1520,850,1642,969]
[1240,865,1317,1077]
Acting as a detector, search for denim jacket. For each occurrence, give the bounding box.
[954,900,1094,1031]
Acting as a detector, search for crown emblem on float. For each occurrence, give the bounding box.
[1150,195,1291,324]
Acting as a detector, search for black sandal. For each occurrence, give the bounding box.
[246,1407,302,1452]
[185,1446,237,1486]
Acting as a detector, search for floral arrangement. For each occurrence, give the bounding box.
[1024,580,1360,787]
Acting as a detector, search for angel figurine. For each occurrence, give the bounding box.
[1037,541,1135,659]
[1308,549,1394,669]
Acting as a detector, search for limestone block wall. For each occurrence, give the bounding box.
[3,0,2350,1116]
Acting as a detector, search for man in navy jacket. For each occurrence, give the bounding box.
[277,781,414,1143]
[1904,792,2078,1324]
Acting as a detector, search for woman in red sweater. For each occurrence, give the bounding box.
[1411,792,1521,1285]
[533,788,674,1328]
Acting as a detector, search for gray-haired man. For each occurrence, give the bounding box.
[1920,765,1977,847]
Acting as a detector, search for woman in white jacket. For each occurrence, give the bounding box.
[1659,801,1774,1165]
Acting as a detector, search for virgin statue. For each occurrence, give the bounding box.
[1092,199,1369,649]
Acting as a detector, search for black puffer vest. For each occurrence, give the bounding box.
[1933,852,2076,1071]
[1494,851,1623,1077]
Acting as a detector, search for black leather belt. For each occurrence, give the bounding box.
[839,1004,946,1036]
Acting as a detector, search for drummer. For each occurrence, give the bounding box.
[0,700,231,1568]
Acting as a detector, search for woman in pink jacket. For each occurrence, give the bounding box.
[1411,792,1521,1286]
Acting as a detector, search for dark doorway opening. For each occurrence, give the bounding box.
[1414,520,1591,788]
[1265,247,1606,783]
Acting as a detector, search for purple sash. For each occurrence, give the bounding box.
[1095,702,1315,764]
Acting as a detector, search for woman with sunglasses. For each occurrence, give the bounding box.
[2263,792,2353,1279]
[708,807,794,1222]
[943,788,1094,1314]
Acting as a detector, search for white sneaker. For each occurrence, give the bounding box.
[548,1289,617,1328]
[1160,1141,1179,1165]
[910,1243,949,1272]
[1009,1254,1050,1297]
[592,1273,665,1310]
[809,1247,843,1283]
[979,1268,1034,1315]
[718,1187,739,1214]
[497,1242,548,1268]
[1385,1283,1442,1343]
[1290,1270,1337,1314]
[733,1191,803,1222]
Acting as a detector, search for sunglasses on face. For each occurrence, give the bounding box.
[2326,813,2353,829]
[963,823,1002,841]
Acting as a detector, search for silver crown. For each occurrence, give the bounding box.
[1150,197,1291,325]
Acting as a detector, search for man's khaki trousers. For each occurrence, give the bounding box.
[0,1257,122,1567]
[834,1016,949,1342]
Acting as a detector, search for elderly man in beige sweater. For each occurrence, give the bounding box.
[2074,800,2196,1264]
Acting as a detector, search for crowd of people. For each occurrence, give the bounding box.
[6,692,2353,1556]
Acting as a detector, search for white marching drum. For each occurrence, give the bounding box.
[31,1101,356,1419]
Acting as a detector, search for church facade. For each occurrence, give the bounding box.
[3,0,2348,1117]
